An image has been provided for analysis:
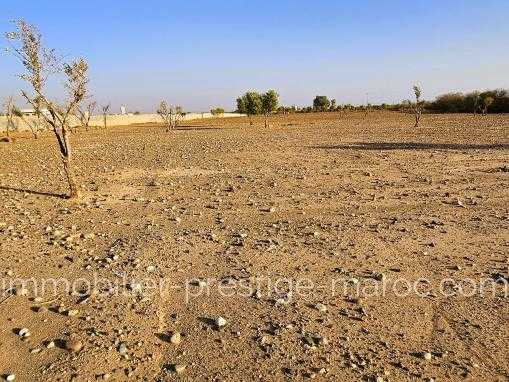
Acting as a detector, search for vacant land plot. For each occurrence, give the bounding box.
[0,112,508,381]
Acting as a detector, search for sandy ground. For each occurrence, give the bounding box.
[0,111,508,381]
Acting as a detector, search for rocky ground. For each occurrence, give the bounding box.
[0,111,508,381]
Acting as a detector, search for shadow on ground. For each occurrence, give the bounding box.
[0,185,66,199]
[310,142,509,151]
[174,126,222,131]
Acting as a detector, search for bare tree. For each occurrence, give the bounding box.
[4,22,53,139]
[9,106,46,139]
[76,101,97,131]
[157,100,173,131]
[14,108,47,139]
[3,96,18,139]
[364,92,370,118]
[5,19,89,198]
[175,105,184,128]
[408,85,424,127]
[157,101,183,131]
[101,103,110,129]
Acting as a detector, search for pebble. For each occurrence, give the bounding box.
[170,332,181,345]
[302,333,327,348]
[118,342,127,355]
[66,309,79,317]
[373,272,386,281]
[64,339,83,353]
[36,306,48,313]
[6,374,15,381]
[129,282,143,293]
[215,316,227,328]
[194,279,207,287]
[18,328,31,338]
[14,287,28,296]
[314,303,327,313]
[423,352,432,361]
[174,364,186,374]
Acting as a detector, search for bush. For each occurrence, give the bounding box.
[236,91,273,125]
[429,92,466,113]
[429,89,509,114]
[210,107,225,116]
[313,95,330,111]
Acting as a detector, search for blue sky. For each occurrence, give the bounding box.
[1,0,508,112]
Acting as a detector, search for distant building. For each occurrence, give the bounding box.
[20,108,51,117]
[120,105,127,115]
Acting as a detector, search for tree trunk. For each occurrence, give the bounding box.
[58,130,80,199]
[249,115,253,126]
[103,114,107,129]
[62,153,80,199]
[264,114,268,128]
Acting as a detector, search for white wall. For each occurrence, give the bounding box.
[0,112,244,132]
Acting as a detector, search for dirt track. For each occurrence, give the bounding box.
[0,112,508,381]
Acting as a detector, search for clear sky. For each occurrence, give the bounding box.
[1,0,508,112]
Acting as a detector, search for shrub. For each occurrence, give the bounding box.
[210,107,225,116]
[157,101,183,131]
[313,95,330,111]
[429,89,509,114]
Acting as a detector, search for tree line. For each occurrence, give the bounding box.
[263,89,509,115]
[426,89,509,114]
[236,90,279,127]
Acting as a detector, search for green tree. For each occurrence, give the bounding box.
[313,95,330,111]
[481,96,494,115]
[211,107,225,116]
[261,90,279,128]
[236,97,246,114]
[465,91,480,115]
[243,91,262,125]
